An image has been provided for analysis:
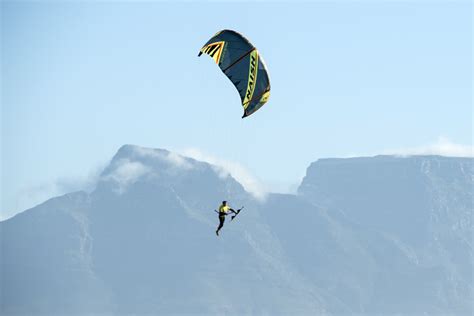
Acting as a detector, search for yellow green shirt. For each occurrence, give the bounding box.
[219,205,230,214]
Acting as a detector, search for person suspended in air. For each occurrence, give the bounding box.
[215,201,238,236]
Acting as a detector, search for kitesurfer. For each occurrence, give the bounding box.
[215,201,237,236]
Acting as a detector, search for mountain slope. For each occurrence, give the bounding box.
[298,155,473,314]
[1,147,472,315]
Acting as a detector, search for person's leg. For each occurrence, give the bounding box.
[216,215,225,235]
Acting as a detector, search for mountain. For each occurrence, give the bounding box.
[1,146,472,315]
[296,156,473,314]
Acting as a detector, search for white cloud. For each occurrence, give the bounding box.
[166,152,193,169]
[103,159,150,194]
[180,148,268,201]
[383,137,473,158]
[4,183,62,220]
[132,146,193,169]
[1,164,105,221]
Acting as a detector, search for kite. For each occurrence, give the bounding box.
[198,30,271,118]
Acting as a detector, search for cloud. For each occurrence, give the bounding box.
[383,137,473,157]
[2,163,105,221]
[132,146,193,170]
[56,164,105,194]
[103,158,150,194]
[3,183,62,220]
[180,148,268,201]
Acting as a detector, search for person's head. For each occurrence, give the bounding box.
[222,200,227,205]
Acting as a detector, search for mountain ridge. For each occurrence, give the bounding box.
[1,145,472,315]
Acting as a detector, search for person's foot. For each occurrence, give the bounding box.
[215,230,219,236]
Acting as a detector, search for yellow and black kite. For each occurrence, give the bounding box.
[198,30,271,118]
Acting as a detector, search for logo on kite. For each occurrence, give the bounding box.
[201,41,225,64]
[198,30,271,118]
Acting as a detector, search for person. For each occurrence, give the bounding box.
[215,201,237,236]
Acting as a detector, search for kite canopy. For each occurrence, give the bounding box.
[198,30,271,118]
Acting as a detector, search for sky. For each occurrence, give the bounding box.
[1,0,472,220]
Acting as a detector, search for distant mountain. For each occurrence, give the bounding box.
[1,146,472,315]
[296,156,473,314]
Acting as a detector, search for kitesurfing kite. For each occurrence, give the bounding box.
[198,30,271,118]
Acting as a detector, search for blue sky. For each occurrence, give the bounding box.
[1,1,472,220]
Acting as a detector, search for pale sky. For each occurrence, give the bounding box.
[1,1,472,220]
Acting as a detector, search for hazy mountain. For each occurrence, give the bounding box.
[1,146,472,315]
[296,156,473,314]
